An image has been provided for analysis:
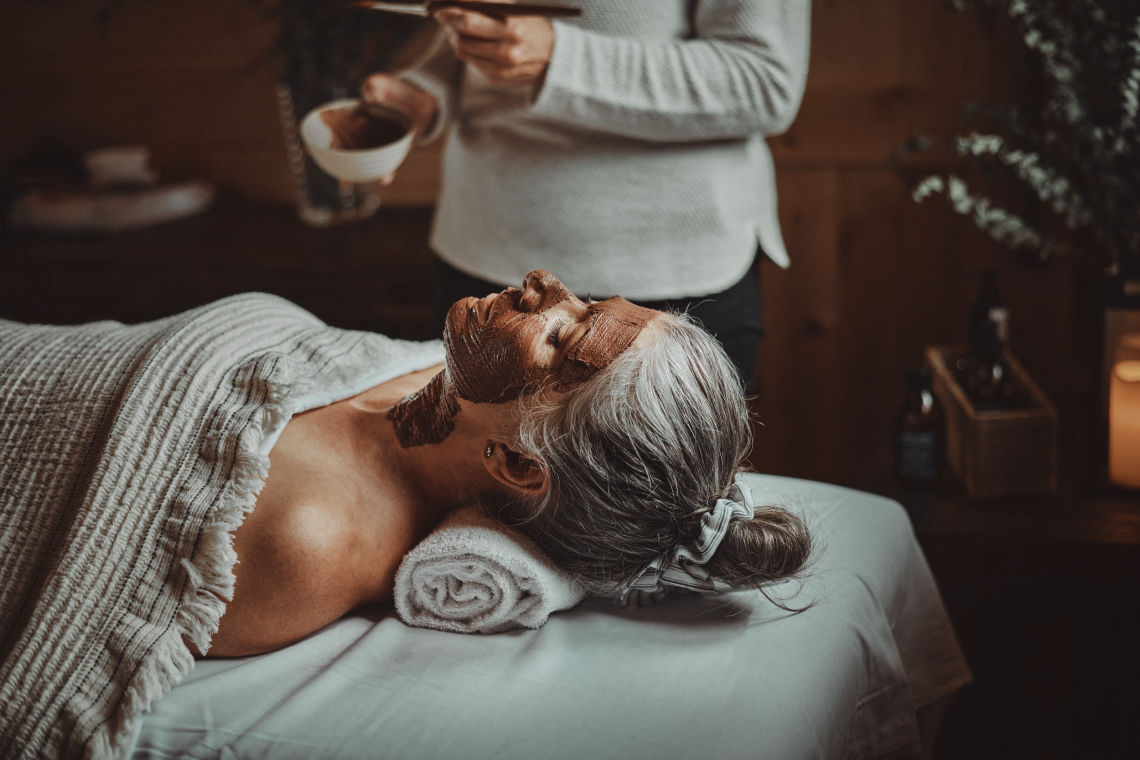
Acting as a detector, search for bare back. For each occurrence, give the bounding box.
[205,365,445,657]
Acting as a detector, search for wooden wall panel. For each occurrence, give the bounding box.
[0,0,439,207]
[751,169,843,481]
[755,1,1064,491]
[0,2,1029,201]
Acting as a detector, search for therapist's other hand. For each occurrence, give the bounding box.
[433,7,554,86]
[360,74,438,185]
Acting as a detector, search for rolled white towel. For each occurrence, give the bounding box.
[394,506,587,634]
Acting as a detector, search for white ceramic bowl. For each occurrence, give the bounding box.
[299,98,413,183]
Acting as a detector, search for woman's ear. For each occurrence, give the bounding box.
[483,442,548,497]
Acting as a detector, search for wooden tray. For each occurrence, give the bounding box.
[926,344,1058,497]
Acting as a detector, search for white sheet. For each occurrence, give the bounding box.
[129,474,971,760]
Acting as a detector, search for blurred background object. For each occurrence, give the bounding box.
[262,0,424,224]
[7,142,215,233]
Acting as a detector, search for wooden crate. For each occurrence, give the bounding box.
[925,344,1058,498]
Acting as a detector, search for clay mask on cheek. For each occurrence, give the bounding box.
[445,272,581,402]
[445,311,538,403]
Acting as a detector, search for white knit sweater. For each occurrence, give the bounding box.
[402,0,811,300]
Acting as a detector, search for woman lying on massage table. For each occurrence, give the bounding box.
[206,269,811,656]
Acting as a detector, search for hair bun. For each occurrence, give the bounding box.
[705,505,812,588]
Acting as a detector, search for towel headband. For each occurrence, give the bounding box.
[620,475,755,600]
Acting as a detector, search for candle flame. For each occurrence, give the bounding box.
[1115,360,1140,384]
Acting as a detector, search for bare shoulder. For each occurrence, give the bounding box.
[207,498,366,657]
[242,499,362,592]
[204,378,436,658]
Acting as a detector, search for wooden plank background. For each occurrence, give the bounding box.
[0,0,1088,491]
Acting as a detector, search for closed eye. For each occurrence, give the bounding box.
[547,319,565,348]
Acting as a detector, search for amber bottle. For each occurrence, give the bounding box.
[895,367,944,488]
[967,306,1016,411]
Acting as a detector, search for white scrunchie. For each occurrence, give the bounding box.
[620,475,755,601]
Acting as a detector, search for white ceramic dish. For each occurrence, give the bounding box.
[299,98,413,183]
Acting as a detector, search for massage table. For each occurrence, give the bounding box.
[1,295,968,759]
[128,473,971,760]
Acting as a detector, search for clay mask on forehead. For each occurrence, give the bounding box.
[566,297,658,375]
[446,294,658,404]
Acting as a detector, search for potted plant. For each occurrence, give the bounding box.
[902,0,1140,489]
[905,0,1138,274]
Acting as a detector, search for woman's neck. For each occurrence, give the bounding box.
[377,370,499,515]
[387,370,460,447]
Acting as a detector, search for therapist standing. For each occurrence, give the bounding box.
[363,0,811,387]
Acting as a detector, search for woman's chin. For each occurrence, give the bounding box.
[444,296,479,336]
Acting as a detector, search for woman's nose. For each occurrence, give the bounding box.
[519,269,563,313]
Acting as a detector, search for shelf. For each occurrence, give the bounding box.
[0,198,439,340]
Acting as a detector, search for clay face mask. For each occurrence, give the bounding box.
[445,289,659,404]
[386,371,460,448]
[388,271,659,448]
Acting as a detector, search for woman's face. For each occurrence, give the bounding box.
[444,270,661,402]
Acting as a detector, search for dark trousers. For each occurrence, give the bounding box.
[432,257,765,390]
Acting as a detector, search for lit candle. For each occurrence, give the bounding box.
[1109,359,1140,488]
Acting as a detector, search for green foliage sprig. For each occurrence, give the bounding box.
[908,0,1140,275]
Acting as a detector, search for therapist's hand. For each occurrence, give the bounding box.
[433,7,554,86]
[360,74,439,185]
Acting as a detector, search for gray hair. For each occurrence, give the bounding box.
[502,313,812,595]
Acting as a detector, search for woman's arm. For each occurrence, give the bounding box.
[395,32,466,143]
[360,34,458,180]
[530,0,811,142]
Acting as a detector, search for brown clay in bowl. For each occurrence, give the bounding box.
[320,106,407,151]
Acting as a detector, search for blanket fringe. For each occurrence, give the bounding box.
[1,294,446,760]
[106,380,297,758]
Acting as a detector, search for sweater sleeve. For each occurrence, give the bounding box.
[397,32,464,144]
[530,0,811,143]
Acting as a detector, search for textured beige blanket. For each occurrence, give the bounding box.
[0,294,441,759]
